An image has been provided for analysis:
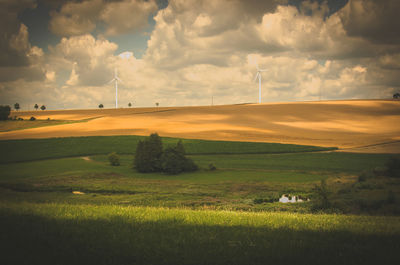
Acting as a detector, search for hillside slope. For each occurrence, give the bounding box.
[2,100,399,153]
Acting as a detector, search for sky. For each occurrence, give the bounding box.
[0,0,399,110]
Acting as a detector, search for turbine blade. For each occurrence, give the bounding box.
[116,77,123,83]
[253,72,259,82]
[106,78,116,85]
[259,69,267,72]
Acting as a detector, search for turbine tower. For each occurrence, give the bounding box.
[253,64,267,104]
[107,68,122,108]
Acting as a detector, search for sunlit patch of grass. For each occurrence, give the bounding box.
[0,202,399,265]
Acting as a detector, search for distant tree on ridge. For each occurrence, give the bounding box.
[34,104,39,110]
[14,103,20,111]
[99,104,104,109]
[40,105,46,111]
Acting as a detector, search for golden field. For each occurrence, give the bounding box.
[2,99,400,153]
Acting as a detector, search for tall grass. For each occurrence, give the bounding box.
[1,202,399,265]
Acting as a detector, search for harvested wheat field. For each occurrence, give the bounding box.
[2,99,400,153]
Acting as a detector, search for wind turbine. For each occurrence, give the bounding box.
[107,68,122,108]
[253,64,267,104]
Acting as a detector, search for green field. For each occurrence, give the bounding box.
[0,136,399,264]
[1,202,399,265]
[0,135,336,163]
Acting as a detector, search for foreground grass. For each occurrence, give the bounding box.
[0,135,336,163]
[0,202,399,265]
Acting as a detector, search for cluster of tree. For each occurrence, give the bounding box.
[0,105,11,120]
[394,93,400,99]
[12,103,46,111]
[134,133,198,174]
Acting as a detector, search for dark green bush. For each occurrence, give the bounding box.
[208,163,217,171]
[30,116,36,121]
[162,145,197,175]
[0,105,11,120]
[108,152,120,166]
[312,179,331,211]
[385,157,400,178]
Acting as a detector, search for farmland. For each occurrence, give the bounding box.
[1,100,400,264]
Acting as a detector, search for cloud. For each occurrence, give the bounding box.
[2,0,400,110]
[100,0,157,36]
[49,34,118,86]
[0,0,43,67]
[49,0,104,36]
[49,0,158,37]
[339,0,400,45]
[0,0,47,87]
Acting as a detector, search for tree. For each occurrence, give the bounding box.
[14,103,20,111]
[128,102,132,107]
[40,105,46,111]
[155,102,159,108]
[393,93,400,99]
[108,152,120,166]
[161,142,197,174]
[99,104,104,109]
[34,104,38,110]
[0,105,11,120]
[134,134,198,174]
[134,133,163,173]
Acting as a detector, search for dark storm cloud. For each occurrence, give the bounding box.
[0,0,36,67]
[339,0,400,45]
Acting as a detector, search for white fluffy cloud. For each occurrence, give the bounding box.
[1,0,400,110]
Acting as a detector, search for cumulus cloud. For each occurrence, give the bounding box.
[100,0,157,36]
[49,0,157,37]
[49,0,103,36]
[1,0,400,110]
[49,34,118,86]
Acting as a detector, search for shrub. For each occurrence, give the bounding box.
[312,179,331,211]
[208,163,217,171]
[108,152,120,166]
[358,172,368,182]
[17,117,23,121]
[162,144,197,175]
[30,116,36,121]
[385,157,400,178]
[0,105,11,120]
[162,147,186,174]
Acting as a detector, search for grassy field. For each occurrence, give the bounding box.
[1,202,399,265]
[0,135,336,163]
[0,135,399,264]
